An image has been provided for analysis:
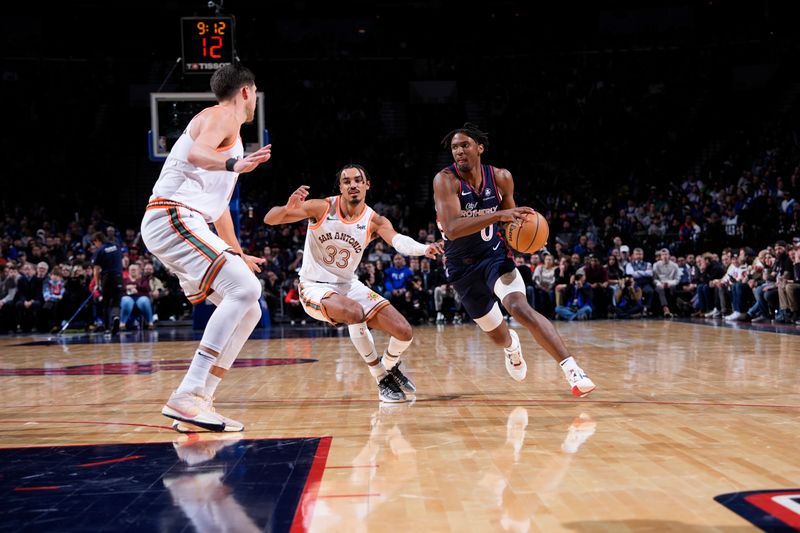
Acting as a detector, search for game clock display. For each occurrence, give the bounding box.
[181,17,235,74]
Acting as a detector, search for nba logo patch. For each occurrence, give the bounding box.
[714,489,800,530]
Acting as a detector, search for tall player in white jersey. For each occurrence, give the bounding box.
[264,164,443,402]
[141,64,272,432]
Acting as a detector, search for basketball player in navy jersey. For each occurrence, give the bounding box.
[433,123,595,396]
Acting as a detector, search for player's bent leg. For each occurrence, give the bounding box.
[320,293,366,325]
[164,255,261,432]
[367,305,416,394]
[171,296,260,433]
[476,303,527,382]
[494,271,595,396]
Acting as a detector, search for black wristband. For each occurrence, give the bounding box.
[225,157,238,172]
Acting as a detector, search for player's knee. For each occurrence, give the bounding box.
[341,303,366,325]
[507,298,529,317]
[241,275,262,303]
[395,321,413,341]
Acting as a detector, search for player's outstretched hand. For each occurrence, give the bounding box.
[286,185,310,209]
[424,241,445,259]
[242,253,266,273]
[497,207,535,225]
[233,144,272,174]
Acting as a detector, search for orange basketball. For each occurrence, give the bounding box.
[505,212,549,254]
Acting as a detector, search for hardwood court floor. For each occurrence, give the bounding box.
[1,320,798,532]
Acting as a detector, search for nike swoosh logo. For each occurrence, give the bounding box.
[493,242,501,250]
[461,190,472,196]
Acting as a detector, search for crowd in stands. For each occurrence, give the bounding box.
[1,145,798,334]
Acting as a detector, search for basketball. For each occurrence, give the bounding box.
[505,211,549,254]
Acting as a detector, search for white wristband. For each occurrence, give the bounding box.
[391,234,429,256]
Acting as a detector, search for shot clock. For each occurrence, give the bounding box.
[181,17,235,74]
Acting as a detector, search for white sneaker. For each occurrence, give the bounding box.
[171,395,244,433]
[724,311,742,322]
[565,366,596,397]
[504,330,527,382]
[162,390,226,432]
[704,308,721,318]
[436,312,445,324]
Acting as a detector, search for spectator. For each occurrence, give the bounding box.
[261,270,282,322]
[625,248,655,315]
[91,231,123,334]
[555,272,593,321]
[724,247,756,322]
[406,275,429,325]
[618,245,631,270]
[384,253,413,314]
[514,255,535,309]
[418,257,442,317]
[120,263,154,330]
[533,253,558,317]
[611,276,645,319]
[605,254,625,290]
[367,240,392,264]
[283,277,306,325]
[773,240,796,323]
[14,263,43,333]
[41,265,65,332]
[653,248,680,318]
[0,264,18,333]
[583,254,609,318]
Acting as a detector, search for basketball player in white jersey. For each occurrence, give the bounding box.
[141,64,272,432]
[264,164,443,402]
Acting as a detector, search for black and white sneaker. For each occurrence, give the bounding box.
[378,374,406,403]
[388,361,416,393]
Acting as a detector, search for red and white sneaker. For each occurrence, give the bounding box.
[566,367,596,397]
[504,329,527,382]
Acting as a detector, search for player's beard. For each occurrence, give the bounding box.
[456,161,472,173]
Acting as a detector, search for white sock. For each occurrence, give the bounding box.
[384,337,412,370]
[559,356,578,375]
[348,323,386,381]
[503,330,522,364]
[176,349,216,394]
[204,373,222,398]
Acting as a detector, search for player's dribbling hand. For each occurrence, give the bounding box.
[287,185,310,209]
[234,144,272,173]
[424,241,445,259]
[497,207,536,225]
[242,253,266,273]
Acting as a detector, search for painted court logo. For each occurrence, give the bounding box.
[715,489,800,531]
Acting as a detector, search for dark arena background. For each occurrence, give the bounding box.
[2,2,800,532]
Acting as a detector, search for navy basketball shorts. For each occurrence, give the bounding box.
[448,252,516,320]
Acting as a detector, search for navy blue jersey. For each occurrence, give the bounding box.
[91,242,123,275]
[437,163,509,269]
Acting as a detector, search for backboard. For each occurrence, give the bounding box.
[148,92,266,161]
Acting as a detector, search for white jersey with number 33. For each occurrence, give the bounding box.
[300,196,374,284]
